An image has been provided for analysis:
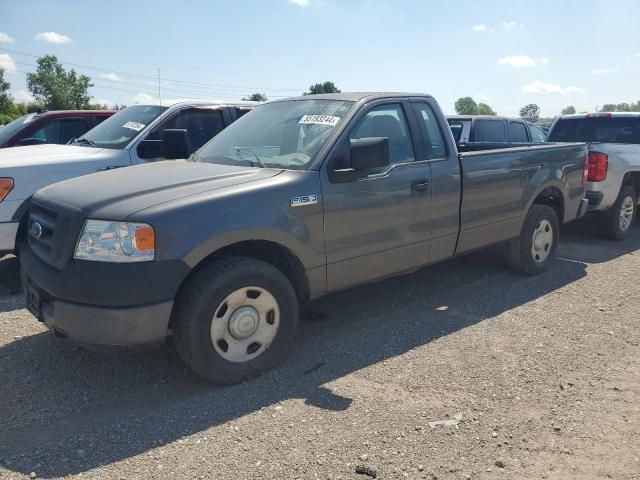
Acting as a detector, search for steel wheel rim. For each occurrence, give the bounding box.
[619,196,635,232]
[210,286,280,363]
[531,219,553,263]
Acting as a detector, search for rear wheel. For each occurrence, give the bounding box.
[599,185,637,240]
[507,204,559,275]
[172,257,298,384]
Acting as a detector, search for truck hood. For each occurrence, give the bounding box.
[0,143,117,168]
[34,160,283,219]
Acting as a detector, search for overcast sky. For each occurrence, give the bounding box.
[1,0,639,116]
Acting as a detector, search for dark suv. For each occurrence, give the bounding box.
[0,110,116,148]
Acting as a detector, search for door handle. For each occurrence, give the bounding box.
[411,179,430,192]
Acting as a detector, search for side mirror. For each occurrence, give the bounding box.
[162,129,191,160]
[330,137,390,181]
[137,139,163,159]
[350,137,390,170]
[17,137,47,146]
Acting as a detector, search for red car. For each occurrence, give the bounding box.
[0,110,116,148]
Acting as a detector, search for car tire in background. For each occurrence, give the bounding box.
[599,185,637,241]
[507,204,559,275]
[172,257,298,384]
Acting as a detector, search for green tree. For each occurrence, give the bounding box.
[454,97,478,115]
[27,55,94,110]
[0,68,12,114]
[304,81,341,95]
[476,103,497,115]
[519,103,541,123]
[600,104,617,112]
[561,105,576,115]
[242,93,268,102]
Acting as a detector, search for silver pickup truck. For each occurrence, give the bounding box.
[548,112,640,239]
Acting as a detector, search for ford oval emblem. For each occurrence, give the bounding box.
[31,222,43,239]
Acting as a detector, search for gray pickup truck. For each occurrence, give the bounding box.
[20,93,589,384]
[548,112,640,239]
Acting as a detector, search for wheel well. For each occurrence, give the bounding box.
[182,240,309,302]
[533,187,564,222]
[622,172,640,197]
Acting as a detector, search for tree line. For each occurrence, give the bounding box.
[0,53,343,124]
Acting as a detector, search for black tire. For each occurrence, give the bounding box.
[172,257,298,385]
[507,204,559,275]
[598,185,637,240]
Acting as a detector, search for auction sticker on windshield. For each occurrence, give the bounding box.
[122,121,146,131]
[299,115,341,127]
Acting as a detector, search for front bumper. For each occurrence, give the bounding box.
[20,241,189,348]
[0,221,19,252]
[32,285,173,347]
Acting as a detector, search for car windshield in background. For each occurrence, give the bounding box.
[549,116,640,144]
[194,99,354,170]
[74,105,168,149]
[0,113,38,145]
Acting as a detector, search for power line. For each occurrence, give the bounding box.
[1,47,304,93]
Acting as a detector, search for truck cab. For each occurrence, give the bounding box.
[447,115,548,149]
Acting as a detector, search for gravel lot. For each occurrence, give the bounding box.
[0,218,639,480]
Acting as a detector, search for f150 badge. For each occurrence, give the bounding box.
[290,195,318,207]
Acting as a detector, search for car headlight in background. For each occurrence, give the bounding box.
[74,220,155,262]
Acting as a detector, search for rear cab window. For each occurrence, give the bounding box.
[474,119,507,142]
[549,116,640,144]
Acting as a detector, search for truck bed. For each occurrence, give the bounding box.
[456,143,588,253]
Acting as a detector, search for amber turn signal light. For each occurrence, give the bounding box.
[134,225,155,251]
[0,178,14,202]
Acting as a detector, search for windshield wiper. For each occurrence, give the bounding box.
[73,138,96,147]
[234,147,266,168]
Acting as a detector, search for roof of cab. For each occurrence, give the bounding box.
[560,112,640,119]
[269,92,434,103]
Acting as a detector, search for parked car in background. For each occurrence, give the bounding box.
[447,115,548,150]
[21,92,588,384]
[548,112,640,239]
[0,100,256,256]
[0,110,115,148]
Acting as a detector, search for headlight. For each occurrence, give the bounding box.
[74,220,155,262]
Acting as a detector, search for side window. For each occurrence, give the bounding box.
[350,103,415,171]
[530,125,547,142]
[509,122,529,143]
[147,108,225,154]
[475,120,507,142]
[32,120,62,143]
[415,103,447,158]
[59,118,88,144]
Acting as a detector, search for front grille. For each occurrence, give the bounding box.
[28,201,80,269]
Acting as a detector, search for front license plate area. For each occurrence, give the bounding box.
[26,285,41,320]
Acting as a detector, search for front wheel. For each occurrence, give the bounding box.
[507,204,559,275]
[173,257,298,384]
[599,185,637,240]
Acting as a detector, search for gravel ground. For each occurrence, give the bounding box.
[0,218,639,480]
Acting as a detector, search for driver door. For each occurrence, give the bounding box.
[320,100,432,292]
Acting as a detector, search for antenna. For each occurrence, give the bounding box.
[157,68,162,105]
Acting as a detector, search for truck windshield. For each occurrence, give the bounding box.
[549,116,640,144]
[194,99,354,169]
[0,113,38,145]
[73,105,168,149]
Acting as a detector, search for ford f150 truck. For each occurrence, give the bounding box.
[0,101,255,255]
[548,112,640,239]
[21,93,589,384]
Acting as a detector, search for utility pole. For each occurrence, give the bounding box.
[158,68,162,106]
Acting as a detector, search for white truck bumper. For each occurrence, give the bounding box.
[0,221,19,252]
